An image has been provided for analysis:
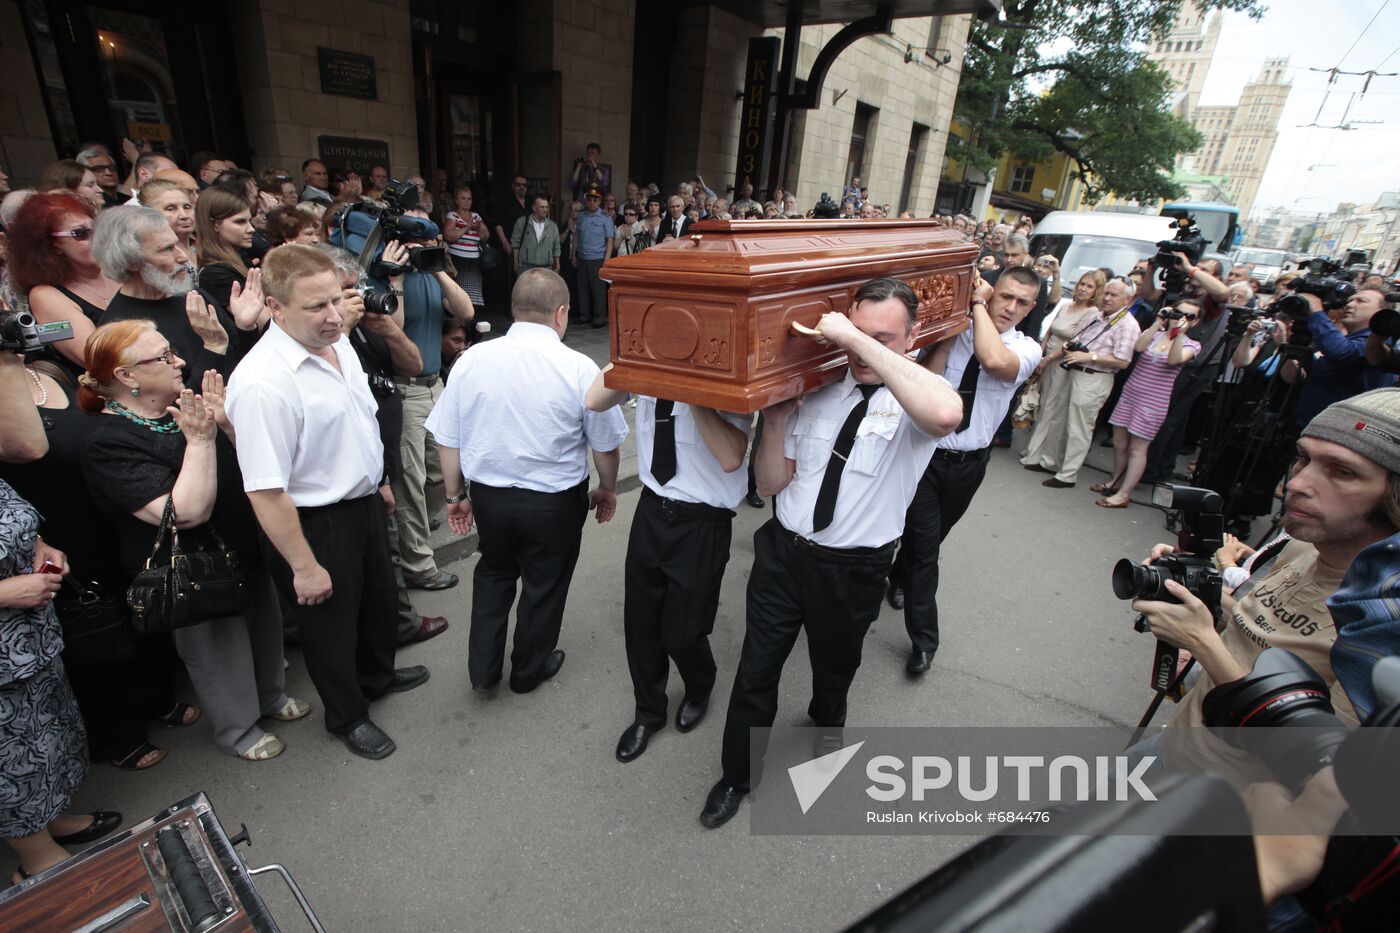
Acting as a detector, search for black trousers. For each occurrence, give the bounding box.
[890,450,991,654]
[264,494,398,734]
[468,479,588,690]
[1145,372,1213,483]
[624,488,733,728]
[720,519,893,791]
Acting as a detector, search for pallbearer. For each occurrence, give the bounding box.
[586,371,752,763]
[698,277,964,829]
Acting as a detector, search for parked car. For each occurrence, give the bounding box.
[1231,246,1290,291]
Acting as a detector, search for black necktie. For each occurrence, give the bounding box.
[812,384,880,533]
[651,399,678,486]
[956,350,980,434]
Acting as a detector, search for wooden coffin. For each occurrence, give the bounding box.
[600,218,976,413]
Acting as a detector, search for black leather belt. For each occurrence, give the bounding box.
[641,486,735,520]
[1065,364,1113,375]
[394,374,441,388]
[781,526,897,562]
[933,446,990,464]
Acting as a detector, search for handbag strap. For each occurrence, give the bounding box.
[143,496,179,569]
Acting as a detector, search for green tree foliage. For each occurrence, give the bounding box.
[952,0,1266,203]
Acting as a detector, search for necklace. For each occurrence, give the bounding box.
[25,368,47,406]
[103,400,181,434]
[70,276,115,306]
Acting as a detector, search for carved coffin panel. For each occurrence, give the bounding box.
[601,219,975,413]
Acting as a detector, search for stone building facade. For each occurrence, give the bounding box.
[2,0,971,219]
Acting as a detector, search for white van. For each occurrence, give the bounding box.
[1028,211,1190,299]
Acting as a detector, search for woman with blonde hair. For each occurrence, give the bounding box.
[137,178,196,257]
[1021,270,1106,474]
[194,188,256,313]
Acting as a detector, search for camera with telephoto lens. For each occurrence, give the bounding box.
[1151,215,1208,298]
[1112,485,1225,693]
[355,276,398,315]
[1,311,74,353]
[1269,258,1359,355]
[1369,300,1400,340]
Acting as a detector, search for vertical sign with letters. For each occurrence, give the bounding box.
[733,37,778,202]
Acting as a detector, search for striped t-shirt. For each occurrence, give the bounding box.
[446,211,482,260]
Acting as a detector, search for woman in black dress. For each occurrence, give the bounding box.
[194,188,260,315]
[6,192,119,377]
[0,361,188,771]
[0,478,121,882]
[80,320,309,761]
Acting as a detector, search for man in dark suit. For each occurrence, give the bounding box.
[655,195,693,243]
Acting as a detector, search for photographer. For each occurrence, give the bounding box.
[391,224,475,593]
[1130,389,1400,788]
[1282,287,1396,429]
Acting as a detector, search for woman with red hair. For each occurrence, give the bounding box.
[7,192,119,375]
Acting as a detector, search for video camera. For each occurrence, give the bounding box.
[1112,485,1224,694]
[1366,292,1400,339]
[1,311,74,354]
[328,178,447,280]
[1150,215,1209,300]
[1268,258,1359,353]
[812,193,841,219]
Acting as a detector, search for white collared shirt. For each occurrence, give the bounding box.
[529,217,547,241]
[226,321,384,507]
[635,396,752,508]
[776,372,941,548]
[939,327,1041,452]
[426,321,628,492]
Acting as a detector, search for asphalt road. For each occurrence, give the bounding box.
[32,427,1179,933]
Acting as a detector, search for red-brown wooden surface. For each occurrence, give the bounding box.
[600,218,975,413]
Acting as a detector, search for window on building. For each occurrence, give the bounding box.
[899,122,929,213]
[846,102,878,187]
[1008,164,1035,194]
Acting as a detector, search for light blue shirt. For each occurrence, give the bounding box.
[576,208,615,261]
[425,322,628,492]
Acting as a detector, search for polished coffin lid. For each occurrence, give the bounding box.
[600,218,976,413]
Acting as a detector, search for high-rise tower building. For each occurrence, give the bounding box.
[1148,8,1223,118]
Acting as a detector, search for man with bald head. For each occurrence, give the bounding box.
[121,152,178,202]
[152,167,199,202]
[429,268,627,695]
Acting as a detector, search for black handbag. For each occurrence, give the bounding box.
[55,578,136,668]
[126,497,250,634]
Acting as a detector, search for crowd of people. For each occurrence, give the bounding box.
[0,143,1398,926]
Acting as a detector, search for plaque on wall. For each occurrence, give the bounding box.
[317,47,377,100]
[600,219,977,413]
[317,136,390,176]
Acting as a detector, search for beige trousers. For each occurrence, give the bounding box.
[393,381,445,577]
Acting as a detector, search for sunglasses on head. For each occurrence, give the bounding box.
[52,226,94,241]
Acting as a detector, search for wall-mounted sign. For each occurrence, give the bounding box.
[317,47,377,100]
[317,136,390,175]
[733,37,779,201]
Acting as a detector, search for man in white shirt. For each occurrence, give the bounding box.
[585,370,753,763]
[429,269,628,693]
[887,265,1043,676]
[227,244,429,761]
[700,277,965,829]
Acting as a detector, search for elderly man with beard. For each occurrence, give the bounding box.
[92,205,263,387]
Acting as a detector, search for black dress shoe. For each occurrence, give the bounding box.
[675,693,710,733]
[471,675,501,692]
[383,666,429,694]
[906,650,935,676]
[746,491,765,509]
[886,580,904,611]
[340,720,396,759]
[52,810,122,845]
[615,722,657,762]
[699,780,747,829]
[510,650,566,693]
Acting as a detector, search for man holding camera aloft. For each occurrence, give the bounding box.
[389,216,476,593]
[1131,388,1400,788]
[887,267,1043,676]
[1283,287,1395,429]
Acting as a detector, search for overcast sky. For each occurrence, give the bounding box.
[1199,0,1400,216]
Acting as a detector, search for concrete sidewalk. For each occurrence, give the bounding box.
[44,427,1171,932]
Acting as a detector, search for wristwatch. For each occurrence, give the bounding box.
[1091,353,1099,363]
[446,493,468,504]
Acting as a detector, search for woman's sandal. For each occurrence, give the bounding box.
[1095,497,1130,509]
[153,702,201,728]
[109,742,167,771]
[238,734,285,761]
[1090,481,1121,494]
[269,697,312,722]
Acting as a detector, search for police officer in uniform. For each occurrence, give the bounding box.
[887,265,1042,676]
[586,369,752,762]
[699,277,964,829]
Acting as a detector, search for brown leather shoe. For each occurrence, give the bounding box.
[406,616,449,644]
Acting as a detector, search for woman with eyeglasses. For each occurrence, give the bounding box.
[79,320,310,761]
[6,192,119,377]
[1021,270,1105,472]
[1096,300,1202,508]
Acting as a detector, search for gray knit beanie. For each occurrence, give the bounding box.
[1301,388,1400,474]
